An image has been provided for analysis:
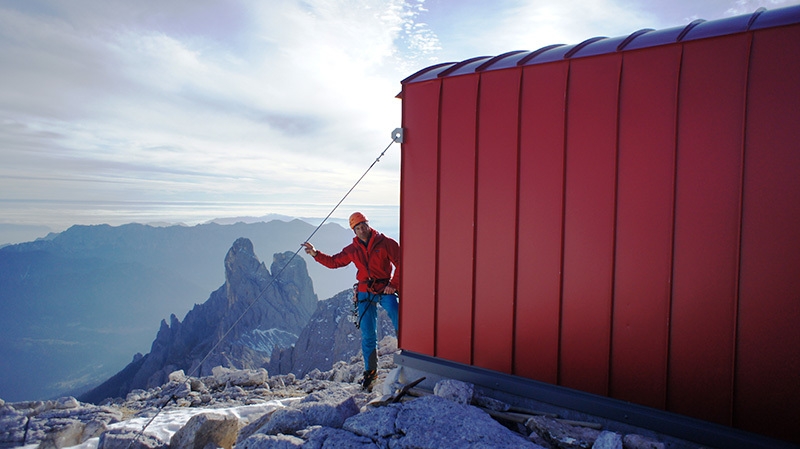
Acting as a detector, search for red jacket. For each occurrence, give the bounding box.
[314,228,400,293]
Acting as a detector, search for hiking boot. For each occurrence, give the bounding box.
[361,369,377,392]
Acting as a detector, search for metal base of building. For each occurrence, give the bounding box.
[394,350,797,449]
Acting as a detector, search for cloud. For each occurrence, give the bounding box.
[18,337,83,347]
[4,0,794,240]
[0,0,415,234]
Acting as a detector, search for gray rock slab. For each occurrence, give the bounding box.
[259,408,307,436]
[97,429,167,449]
[169,412,239,449]
[527,416,601,449]
[433,379,474,405]
[301,426,379,448]
[593,430,623,449]
[397,396,540,448]
[236,433,304,449]
[343,405,399,439]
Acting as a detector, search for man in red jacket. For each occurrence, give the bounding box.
[302,212,400,391]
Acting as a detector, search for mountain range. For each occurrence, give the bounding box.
[80,236,394,404]
[0,219,356,402]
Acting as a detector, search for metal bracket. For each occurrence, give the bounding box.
[392,128,405,144]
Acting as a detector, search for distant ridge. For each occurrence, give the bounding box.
[204,213,296,225]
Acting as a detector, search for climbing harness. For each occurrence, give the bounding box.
[125,128,403,449]
[355,292,379,330]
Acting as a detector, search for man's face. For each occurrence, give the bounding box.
[354,222,371,242]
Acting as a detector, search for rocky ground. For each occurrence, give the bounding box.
[1,337,677,449]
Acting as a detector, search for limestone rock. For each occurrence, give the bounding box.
[210,367,269,388]
[54,398,80,410]
[473,394,511,412]
[169,412,239,449]
[301,426,377,448]
[236,409,278,446]
[593,430,623,449]
[258,408,307,436]
[433,378,474,405]
[397,395,540,448]
[236,433,304,449]
[36,420,84,449]
[345,394,541,448]
[0,399,123,449]
[81,419,109,441]
[169,371,187,383]
[97,429,166,449]
[527,416,601,449]
[0,408,27,448]
[342,405,399,439]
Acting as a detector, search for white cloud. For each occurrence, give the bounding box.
[2,0,797,241]
[0,0,414,235]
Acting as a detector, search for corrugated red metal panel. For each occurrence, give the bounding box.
[559,54,622,396]
[472,69,521,374]
[668,34,750,425]
[735,24,800,441]
[514,61,569,384]
[399,80,440,354]
[398,5,800,443]
[610,44,681,409]
[436,75,479,365]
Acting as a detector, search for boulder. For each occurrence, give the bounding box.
[0,408,27,448]
[342,405,399,440]
[54,398,80,410]
[301,426,377,448]
[433,379,474,405]
[345,394,541,448]
[593,430,623,449]
[36,420,84,449]
[169,371,187,383]
[237,433,305,449]
[211,367,269,388]
[169,412,239,449]
[473,394,511,412]
[258,408,307,436]
[81,419,109,441]
[395,395,540,448]
[526,416,601,449]
[235,409,278,446]
[97,429,166,449]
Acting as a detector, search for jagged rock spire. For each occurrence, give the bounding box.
[79,238,319,403]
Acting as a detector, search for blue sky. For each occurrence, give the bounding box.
[1,0,797,244]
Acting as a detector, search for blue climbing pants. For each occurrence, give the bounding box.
[357,291,399,371]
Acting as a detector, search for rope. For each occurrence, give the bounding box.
[125,136,399,447]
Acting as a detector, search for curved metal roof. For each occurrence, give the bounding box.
[402,4,800,84]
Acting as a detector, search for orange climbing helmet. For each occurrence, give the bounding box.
[349,212,368,229]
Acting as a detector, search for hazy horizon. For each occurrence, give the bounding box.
[3,0,795,248]
[0,203,400,245]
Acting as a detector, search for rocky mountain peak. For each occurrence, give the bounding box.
[224,238,262,280]
[224,238,269,307]
[79,238,319,404]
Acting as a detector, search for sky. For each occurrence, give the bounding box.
[2,0,798,245]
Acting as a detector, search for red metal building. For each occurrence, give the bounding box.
[397,5,800,444]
